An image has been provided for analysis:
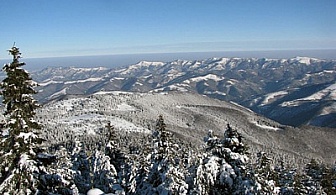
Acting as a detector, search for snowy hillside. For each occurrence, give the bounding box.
[37,91,336,165]
[31,57,336,128]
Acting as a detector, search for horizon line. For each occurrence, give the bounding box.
[0,48,335,60]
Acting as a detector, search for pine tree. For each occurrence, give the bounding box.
[0,46,42,194]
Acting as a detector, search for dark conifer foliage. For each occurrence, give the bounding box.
[0,46,42,194]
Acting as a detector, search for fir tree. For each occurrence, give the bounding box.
[0,46,42,194]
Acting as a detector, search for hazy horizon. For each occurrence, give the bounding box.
[1,1,335,60]
[0,49,335,71]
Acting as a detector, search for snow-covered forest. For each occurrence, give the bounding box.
[0,47,335,194]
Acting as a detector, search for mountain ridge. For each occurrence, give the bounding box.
[31,56,336,128]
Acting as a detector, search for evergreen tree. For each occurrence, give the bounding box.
[105,122,125,172]
[142,115,188,194]
[300,159,326,194]
[253,152,279,194]
[39,144,79,194]
[0,46,42,194]
[104,122,126,193]
[273,160,298,194]
[195,124,256,194]
[72,140,92,193]
[321,162,336,194]
[89,150,119,193]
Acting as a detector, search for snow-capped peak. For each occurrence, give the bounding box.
[135,61,165,67]
[291,56,320,65]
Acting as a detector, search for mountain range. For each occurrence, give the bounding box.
[30,56,336,128]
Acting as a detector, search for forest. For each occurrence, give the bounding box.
[0,46,335,195]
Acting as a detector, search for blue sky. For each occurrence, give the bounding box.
[0,0,335,59]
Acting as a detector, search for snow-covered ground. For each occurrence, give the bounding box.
[33,91,336,167]
[190,74,224,82]
[261,91,288,106]
[281,82,336,107]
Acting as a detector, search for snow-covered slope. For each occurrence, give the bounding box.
[31,56,336,127]
[36,91,336,165]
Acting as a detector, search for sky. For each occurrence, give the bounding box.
[0,0,335,60]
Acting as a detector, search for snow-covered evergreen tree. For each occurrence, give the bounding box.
[89,150,119,193]
[104,122,126,193]
[253,152,279,194]
[39,144,79,194]
[299,158,326,194]
[0,46,43,194]
[195,124,256,194]
[321,161,336,194]
[273,160,299,194]
[141,115,188,194]
[71,140,92,193]
[129,135,152,194]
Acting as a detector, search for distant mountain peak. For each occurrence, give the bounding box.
[291,56,320,64]
[135,60,165,66]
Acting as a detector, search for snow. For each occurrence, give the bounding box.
[116,103,136,111]
[62,113,148,134]
[220,163,235,187]
[320,102,336,115]
[93,90,133,95]
[40,94,151,136]
[204,91,226,96]
[38,80,63,86]
[182,80,190,84]
[120,61,165,74]
[48,88,67,99]
[190,74,223,82]
[168,85,188,92]
[204,156,219,185]
[18,132,38,142]
[1,129,9,137]
[230,101,254,113]
[71,67,107,72]
[281,82,336,107]
[226,79,238,85]
[252,121,281,131]
[87,188,104,195]
[291,56,318,65]
[218,57,230,64]
[110,77,125,81]
[64,77,103,84]
[189,61,201,69]
[261,91,288,106]
[136,61,165,67]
